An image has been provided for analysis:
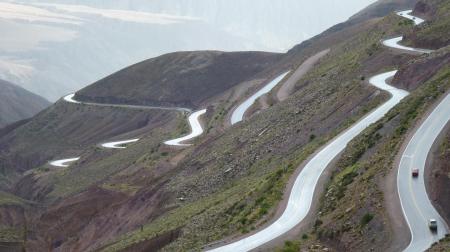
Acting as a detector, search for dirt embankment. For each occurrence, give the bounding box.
[404,0,450,49]
[427,235,450,251]
[393,51,450,90]
[276,49,330,101]
[27,187,171,251]
[426,125,450,225]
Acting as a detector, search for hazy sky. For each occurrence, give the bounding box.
[0,0,377,100]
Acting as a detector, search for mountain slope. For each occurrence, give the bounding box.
[0,50,282,184]
[4,0,450,251]
[403,0,450,49]
[12,1,421,251]
[0,79,50,128]
[277,1,449,251]
[76,51,283,108]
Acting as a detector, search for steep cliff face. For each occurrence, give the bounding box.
[0,79,50,128]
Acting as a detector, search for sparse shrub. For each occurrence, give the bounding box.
[240,227,249,234]
[281,240,300,252]
[360,213,374,226]
[314,219,323,228]
[316,228,324,238]
[341,170,357,187]
[258,202,270,216]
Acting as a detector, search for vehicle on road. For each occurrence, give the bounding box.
[412,168,419,177]
[429,219,438,231]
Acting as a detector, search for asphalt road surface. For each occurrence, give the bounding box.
[382,36,433,54]
[231,71,289,125]
[397,93,450,252]
[49,157,80,167]
[164,109,207,146]
[208,71,409,252]
[101,139,140,149]
[64,93,207,146]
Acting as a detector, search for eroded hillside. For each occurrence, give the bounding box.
[0,0,449,251]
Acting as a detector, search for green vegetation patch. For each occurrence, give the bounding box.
[0,191,27,206]
[0,226,24,242]
[101,183,141,195]
[360,213,374,226]
[278,240,301,252]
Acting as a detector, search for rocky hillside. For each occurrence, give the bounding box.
[0,50,283,187]
[404,0,450,49]
[0,79,49,128]
[277,0,450,251]
[2,0,450,251]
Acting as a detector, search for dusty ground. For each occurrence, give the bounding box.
[426,121,450,226]
[276,49,330,101]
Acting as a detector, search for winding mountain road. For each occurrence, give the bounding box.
[164,109,207,146]
[50,93,206,167]
[393,10,449,252]
[231,71,290,125]
[382,36,433,54]
[398,94,450,252]
[397,10,425,25]
[49,157,80,167]
[209,71,409,251]
[63,94,192,113]
[63,93,207,146]
[48,9,447,251]
[381,10,432,54]
[277,49,330,101]
[209,9,444,252]
[101,139,140,149]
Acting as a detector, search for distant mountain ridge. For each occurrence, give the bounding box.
[0,79,50,128]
